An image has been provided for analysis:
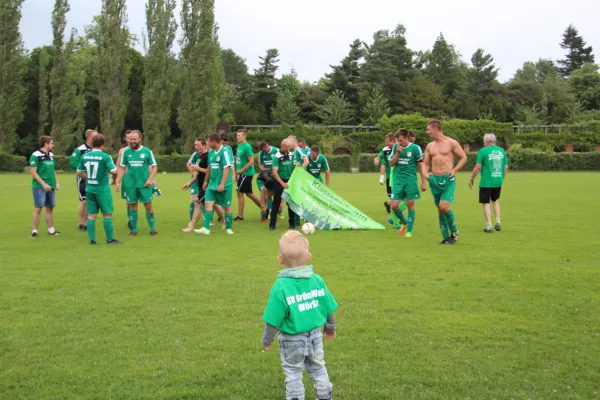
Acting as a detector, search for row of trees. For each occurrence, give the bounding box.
[1,0,599,157]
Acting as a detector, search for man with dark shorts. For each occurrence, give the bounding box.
[70,129,97,231]
[469,133,508,232]
[234,129,263,220]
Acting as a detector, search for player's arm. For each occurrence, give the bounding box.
[422,143,432,180]
[69,148,81,170]
[323,157,331,187]
[202,165,211,191]
[451,139,468,177]
[300,154,309,169]
[261,323,279,350]
[272,166,288,189]
[324,313,336,340]
[186,155,194,174]
[389,145,400,166]
[54,170,60,191]
[146,151,158,186]
[29,156,51,191]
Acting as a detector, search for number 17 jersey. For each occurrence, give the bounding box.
[77,150,117,193]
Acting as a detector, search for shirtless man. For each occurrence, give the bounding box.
[422,120,468,244]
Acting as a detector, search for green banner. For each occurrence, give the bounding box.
[282,168,385,230]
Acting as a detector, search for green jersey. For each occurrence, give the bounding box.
[188,152,200,178]
[77,150,116,194]
[29,150,57,189]
[120,146,157,188]
[69,144,92,170]
[299,146,311,157]
[207,145,234,190]
[272,150,295,180]
[476,145,508,188]
[293,148,308,166]
[258,146,279,170]
[378,146,393,179]
[236,142,255,176]
[391,143,423,183]
[307,154,330,179]
[262,267,338,335]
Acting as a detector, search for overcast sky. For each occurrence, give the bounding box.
[20,0,599,82]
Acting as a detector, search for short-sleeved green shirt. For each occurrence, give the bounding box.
[299,146,311,157]
[262,270,338,335]
[188,152,200,178]
[378,146,393,179]
[236,142,255,176]
[207,145,234,190]
[259,146,279,170]
[293,148,308,166]
[476,145,508,188]
[307,154,330,179]
[77,150,116,194]
[272,150,294,180]
[30,151,56,189]
[391,143,423,183]
[120,146,157,188]
[69,144,91,170]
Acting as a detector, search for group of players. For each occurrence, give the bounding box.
[28,119,507,244]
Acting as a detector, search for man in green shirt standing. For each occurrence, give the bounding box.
[234,129,263,221]
[270,139,298,231]
[469,133,509,232]
[116,130,158,236]
[257,141,281,222]
[389,129,426,238]
[29,136,61,238]
[195,133,235,236]
[77,134,122,245]
[307,146,331,187]
[70,129,96,231]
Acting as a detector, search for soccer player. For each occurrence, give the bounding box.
[76,134,121,245]
[288,136,308,226]
[116,130,134,226]
[70,129,97,231]
[374,133,395,213]
[234,129,263,221]
[270,139,298,231]
[116,130,158,236]
[422,120,468,244]
[186,138,204,222]
[389,129,426,238]
[468,133,509,232]
[258,140,279,222]
[298,138,311,156]
[194,133,235,236]
[307,146,331,186]
[29,136,61,238]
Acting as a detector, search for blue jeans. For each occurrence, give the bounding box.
[32,187,56,208]
[278,328,333,400]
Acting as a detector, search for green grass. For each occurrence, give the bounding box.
[1,172,599,399]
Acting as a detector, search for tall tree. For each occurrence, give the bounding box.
[316,90,353,125]
[143,0,177,154]
[398,77,448,118]
[361,88,390,125]
[96,0,131,149]
[178,0,224,151]
[423,33,467,98]
[361,25,415,114]
[297,81,327,123]
[250,48,280,123]
[0,0,27,153]
[271,90,300,125]
[558,24,594,76]
[324,39,363,111]
[38,48,51,136]
[569,63,600,111]
[221,48,251,94]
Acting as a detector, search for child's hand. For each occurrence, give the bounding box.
[324,331,337,341]
[263,346,271,351]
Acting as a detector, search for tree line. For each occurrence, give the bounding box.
[1,0,598,157]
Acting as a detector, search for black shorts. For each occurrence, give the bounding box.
[386,178,391,198]
[479,187,502,204]
[237,175,254,194]
[195,189,206,204]
[77,176,86,200]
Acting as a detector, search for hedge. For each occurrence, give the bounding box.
[511,132,600,152]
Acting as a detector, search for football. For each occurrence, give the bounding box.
[302,222,316,235]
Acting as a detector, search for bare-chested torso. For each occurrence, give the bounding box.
[427,137,458,175]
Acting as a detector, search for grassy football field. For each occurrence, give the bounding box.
[1,171,599,399]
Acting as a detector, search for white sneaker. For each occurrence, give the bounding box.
[194,228,210,235]
[226,229,234,235]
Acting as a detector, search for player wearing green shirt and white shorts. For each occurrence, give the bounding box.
[76,134,121,245]
[261,230,338,400]
[234,129,263,220]
[469,133,508,232]
[389,131,425,238]
[307,146,331,186]
[117,131,158,236]
[194,133,235,236]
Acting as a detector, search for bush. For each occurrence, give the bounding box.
[326,155,351,172]
[0,153,28,172]
[511,132,600,152]
[358,154,380,173]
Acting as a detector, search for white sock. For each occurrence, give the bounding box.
[32,229,38,234]
[496,219,501,224]
[48,227,56,234]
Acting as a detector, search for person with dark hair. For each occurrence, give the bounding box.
[76,134,121,245]
[306,146,331,187]
[70,129,97,231]
[297,138,311,157]
[269,139,298,231]
[29,136,60,238]
[374,133,396,217]
[234,129,263,221]
[423,120,468,244]
[258,141,282,223]
[185,137,205,222]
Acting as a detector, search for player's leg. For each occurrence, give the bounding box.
[278,332,307,400]
[31,188,44,237]
[127,187,140,235]
[270,182,283,230]
[182,194,204,232]
[121,185,131,229]
[86,193,100,244]
[223,187,234,234]
[384,178,392,214]
[44,190,59,235]
[235,176,245,220]
[214,204,225,229]
[98,192,118,243]
[479,188,492,232]
[404,182,421,238]
[196,190,215,234]
[305,329,333,400]
[390,186,409,227]
[77,176,88,230]
[492,187,502,230]
[138,187,156,235]
[441,176,458,239]
[189,182,199,222]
